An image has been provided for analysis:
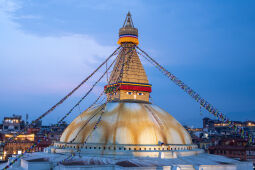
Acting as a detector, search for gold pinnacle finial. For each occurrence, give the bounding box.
[123,11,133,28]
[118,12,139,45]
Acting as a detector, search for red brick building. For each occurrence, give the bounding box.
[208,138,255,163]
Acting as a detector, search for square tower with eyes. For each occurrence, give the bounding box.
[112,90,150,102]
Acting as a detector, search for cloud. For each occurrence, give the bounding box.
[13,15,41,20]
[0,0,116,96]
[0,0,20,12]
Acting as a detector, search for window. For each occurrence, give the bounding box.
[127,92,132,95]
[138,92,143,96]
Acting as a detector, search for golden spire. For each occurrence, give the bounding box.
[105,12,151,103]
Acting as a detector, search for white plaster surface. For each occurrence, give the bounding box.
[0,151,252,170]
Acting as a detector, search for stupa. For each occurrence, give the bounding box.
[57,12,198,158]
[2,12,252,170]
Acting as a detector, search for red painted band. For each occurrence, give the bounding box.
[104,84,152,93]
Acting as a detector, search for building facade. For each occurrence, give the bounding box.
[2,115,24,132]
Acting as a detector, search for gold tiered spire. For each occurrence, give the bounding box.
[105,12,151,102]
[109,49,149,84]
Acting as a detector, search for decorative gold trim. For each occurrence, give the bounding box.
[117,37,139,45]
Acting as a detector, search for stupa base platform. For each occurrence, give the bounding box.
[1,148,252,170]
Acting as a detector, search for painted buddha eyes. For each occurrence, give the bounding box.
[126,92,144,95]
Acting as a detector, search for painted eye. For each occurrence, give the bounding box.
[127,92,132,95]
[138,93,143,95]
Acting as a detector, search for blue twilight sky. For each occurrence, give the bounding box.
[0,0,255,127]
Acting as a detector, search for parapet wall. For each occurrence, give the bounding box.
[50,142,202,159]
